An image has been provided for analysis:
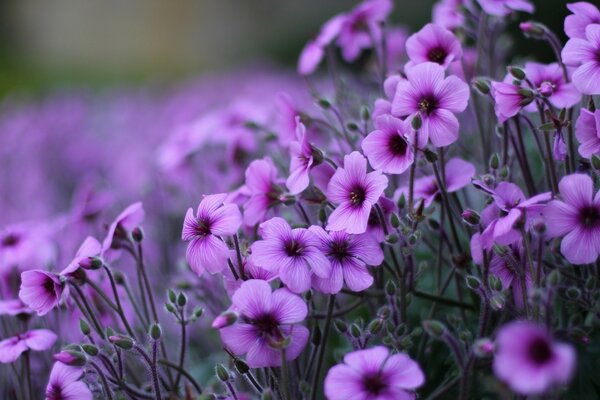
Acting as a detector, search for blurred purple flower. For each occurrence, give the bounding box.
[251,217,331,293]
[433,0,465,31]
[242,158,285,226]
[491,80,533,123]
[298,14,345,75]
[217,279,309,367]
[544,174,600,264]
[101,202,145,254]
[493,322,575,394]
[324,346,425,400]
[564,2,600,39]
[0,299,32,316]
[60,236,102,276]
[45,362,92,400]
[476,0,534,16]
[361,115,414,174]
[562,24,600,94]
[575,108,600,158]
[405,23,463,70]
[0,329,57,363]
[182,193,242,276]
[392,62,469,147]
[19,270,66,316]
[524,62,581,109]
[286,118,316,195]
[309,226,383,293]
[327,152,388,234]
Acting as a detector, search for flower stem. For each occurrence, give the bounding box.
[310,295,336,400]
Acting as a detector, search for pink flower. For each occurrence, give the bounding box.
[433,0,465,31]
[0,223,56,273]
[564,2,600,39]
[19,270,66,316]
[286,117,317,194]
[476,0,534,16]
[524,62,581,109]
[392,62,470,147]
[493,322,575,395]
[46,362,93,400]
[251,217,331,293]
[0,299,32,316]
[562,24,600,94]
[575,108,600,158]
[298,14,345,75]
[544,174,600,264]
[0,329,57,363]
[327,152,388,234]
[217,279,309,368]
[308,226,383,293]
[324,346,425,400]
[491,79,534,123]
[405,23,463,70]
[242,158,285,226]
[101,202,145,253]
[60,236,102,276]
[337,0,393,62]
[182,193,242,276]
[361,115,414,174]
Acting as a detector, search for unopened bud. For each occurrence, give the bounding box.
[508,66,526,80]
[592,155,600,170]
[390,213,400,228]
[132,227,144,242]
[109,335,134,350]
[490,294,506,311]
[411,114,422,130]
[215,364,229,382]
[317,99,331,109]
[150,323,162,340]
[424,149,438,163]
[177,292,187,307]
[385,280,397,296]
[473,338,495,357]
[79,319,91,336]
[81,344,99,357]
[422,320,446,338]
[334,319,348,334]
[54,350,87,366]
[167,289,176,303]
[489,153,500,170]
[465,275,481,290]
[234,358,250,374]
[211,311,237,329]
[461,209,480,226]
[519,21,546,38]
[472,78,490,95]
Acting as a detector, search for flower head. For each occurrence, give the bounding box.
[19,270,66,316]
[217,279,309,368]
[564,2,600,39]
[309,226,383,293]
[433,0,465,31]
[286,117,318,194]
[182,193,242,276]
[0,329,57,363]
[392,62,469,147]
[493,322,575,394]
[476,0,534,16]
[298,14,345,75]
[524,62,581,109]
[251,217,331,293]
[562,24,600,94]
[242,158,285,226]
[45,362,92,400]
[102,202,145,253]
[491,79,534,123]
[544,174,600,264]
[60,236,102,276]
[327,152,388,234]
[0,299,32,316]
[324,346,425,400]
[405,23,463,70]
[575,108,600,158]
[362,115,414,174]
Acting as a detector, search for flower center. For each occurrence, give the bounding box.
[427,46,447,64]
[1,233,20,247]
[46,383,65,400]
[418,96,437,115]
[252,313,280,337]
[43,277,55,294]
[388,133,408,156]
[349,186,367,206]
[579,205,600,228]
[329,240,350,261]
[528,336,553,365]
[194,219,211,236]
[284,240,304,257]
[362,372,387,395]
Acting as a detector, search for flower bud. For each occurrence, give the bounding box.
[234,358,250,374]
[215,364,230,382]
[112,270,125,285]
[498,165,509,179]
[490,293,506,311]
[167,289,177,303]
[150,323,162,340]
[473,338,494,357]
[334,319,348,334]
[518,89,535,106]
[368,318,384,334]
[109,335,134,350]
[54,350,87,366]
[361,106,370,121]
[592,155,600,170]
[461,209,480,226]
[472,78,490,95]
[465,275,481,290]
[81,344,99,357]
[519,21,546,38]
[261,389,275,400]
[350,323,362,338]
[539,81,554,97]
[566,286,581,300]
[385,280,397,296]
[411,114,422,130]
[390,213,400,228]
[489,153,500,170]
[79,319,91,336]
[192,306,204,320]
[424,149,438,163]
[346,122,359,131]
[488,275,503,291]
[80,256,103,270]
[132,227,144,242]
[165,303,176,313]
[177,292,187,307]
[317,99,331,109]
[508,66,526,80]
[386,233,399,244]
[377,306,391,320]
[211,311,237,329]
[422,320,446,338]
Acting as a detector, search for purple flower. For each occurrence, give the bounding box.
[524,62,581,109]
[405,23,463,70]
[433,0,465,31]
[477,182,551,250]
[324,346,425,400]
[217,279,309,368]
[564,2,600,39]
[476,0,534,16]
[544,174,600,264]
[327,152,388,234]
[575,108,600,158]
[396,157,475,207]
[0,299,32,316]
[0,329,57,363]
[0,223,56,273]
[19,270,66,316]
[251,217,331,293]
[337,0,393,62]
[361,115,414,174]
[491,80,534,123]
[562,24,600,94]
[298,14,345,75]
[392,62,470,147]
[60,236,102,276]
[182,193,242,276]
[242,158,285,226]
[101,202,145,253]
[308,226,384,293]
[286,118,316,194]
[493,322,575,395]
[46,362,92,400]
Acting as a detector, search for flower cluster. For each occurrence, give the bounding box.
[2,0,600,399]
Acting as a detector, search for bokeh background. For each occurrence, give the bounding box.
[0,0,569,96]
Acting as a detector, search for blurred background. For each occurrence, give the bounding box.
[0,0,570,96]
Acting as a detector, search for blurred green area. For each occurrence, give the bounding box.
[0,0,571,97]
